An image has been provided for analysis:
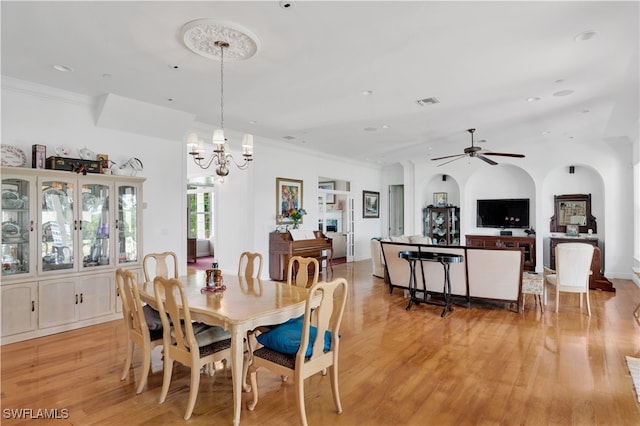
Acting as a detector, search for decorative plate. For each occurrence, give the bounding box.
[55,145,74,157]
[2,222,21,239]
[1,145,27,167]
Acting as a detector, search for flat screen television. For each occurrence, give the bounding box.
[476,198,530,229]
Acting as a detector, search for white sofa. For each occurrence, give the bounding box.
[379,240,524,311]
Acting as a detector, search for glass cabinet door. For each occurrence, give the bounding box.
[81,183,111,269]
[41,180,75,272]
[117,184,139,264]
[2,176,33,278]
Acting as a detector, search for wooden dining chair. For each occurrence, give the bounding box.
[287,256,320,289]
[238,251,263,278]
[544,243,594,316]
[115,268,164,394]
[247,278,348,426]
[143,251,178,283]
[153,276,233,420]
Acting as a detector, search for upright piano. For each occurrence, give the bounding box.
[269,231,333,280]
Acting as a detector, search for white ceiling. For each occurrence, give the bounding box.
[2,1,638,165]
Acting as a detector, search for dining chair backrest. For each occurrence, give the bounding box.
[153,276,197,351]
[555,243,594,289]
[115,268,163,394]
[143,251,178,283]
[247,277,349,426]
[238,251,263,278]
[152,275,232,420]
[286,256,319,288]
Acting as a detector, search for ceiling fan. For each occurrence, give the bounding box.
[431,128,525,166]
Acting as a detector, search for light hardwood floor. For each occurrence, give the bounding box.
[2,260,640,425]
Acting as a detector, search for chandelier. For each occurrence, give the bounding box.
[182,20,258,176]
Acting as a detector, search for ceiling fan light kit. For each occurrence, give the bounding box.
[431,128,525,166]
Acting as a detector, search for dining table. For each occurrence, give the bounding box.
[139,272,314,426]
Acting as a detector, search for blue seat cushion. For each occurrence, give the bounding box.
[256,317,332,357]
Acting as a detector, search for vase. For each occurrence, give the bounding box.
[292,220,299,229]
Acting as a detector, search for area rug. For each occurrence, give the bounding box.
[625,356,640,402]
[189,256,215,270]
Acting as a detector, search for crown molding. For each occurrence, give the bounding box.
[1,76,93,106]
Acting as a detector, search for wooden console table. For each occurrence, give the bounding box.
[399,250,464,317]
[465,235,536,271]
[549,237,615,292]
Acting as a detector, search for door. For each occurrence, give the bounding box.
[346,196,355,262]
[39,278,78,328]
[389,184,404,236]
[78,273,114,320]
[1,282,37,336]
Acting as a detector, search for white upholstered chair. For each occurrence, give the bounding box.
[544,243,594,316]
[115,268,164,394]
[238,251,263,278]
[247,278,348,426]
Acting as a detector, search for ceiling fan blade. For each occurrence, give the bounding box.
[484,152,525,158]
[437,155,468,167]
[431,153,467,161]
[477,155,498,165]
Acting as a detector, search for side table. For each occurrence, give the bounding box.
[522,271,544,312]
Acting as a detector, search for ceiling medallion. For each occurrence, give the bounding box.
[181,19,259,62]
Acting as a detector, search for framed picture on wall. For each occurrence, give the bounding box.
[433,192,448,207]
[363,190,380,218]
[276,177,303,224]
[319,181,335,204]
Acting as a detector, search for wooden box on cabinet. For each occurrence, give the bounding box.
[465,235,536,271]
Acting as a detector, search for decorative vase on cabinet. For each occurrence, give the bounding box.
[423,206,460,246]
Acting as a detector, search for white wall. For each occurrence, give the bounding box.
[385,131,635,279]
[1,78,187,272]
[2,78,383,279]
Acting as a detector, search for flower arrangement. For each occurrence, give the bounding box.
[283,207,306,229]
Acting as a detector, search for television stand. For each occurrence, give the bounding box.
[465,235,536,271]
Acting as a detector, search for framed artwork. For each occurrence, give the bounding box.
[363,190,380,218]
[319,181,335,204]
[276,177,303,224]
[433,192,448,207]
[550,193,596,234]
[566,224,580,236]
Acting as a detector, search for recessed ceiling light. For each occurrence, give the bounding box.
[581,109,591,114]
[168,64,180,70]
[249,120,257,124]
[102,73,112,79]
[575,30,599,42]
[542,130,551,135]
[364,127,377,132]
[382,124,391,129]
[362,90,373,96]
[282,135,295,140]
[52,64,74,72]
[416,97,440,106]
[553,90,575,97]
[167,98,174,102]
[527,96,541,102]
[279,1,294,9]
[478,139,487,143]
[555,79,565,84]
